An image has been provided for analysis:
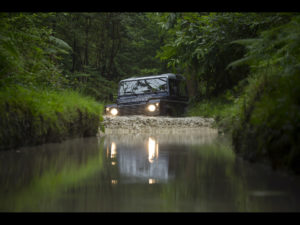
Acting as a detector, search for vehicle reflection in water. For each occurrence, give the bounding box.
[2,128,300,212]
[106,136,170,184]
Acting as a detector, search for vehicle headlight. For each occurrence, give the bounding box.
[110,108,118,116]
[147,104,156,112]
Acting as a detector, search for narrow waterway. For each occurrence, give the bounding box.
[1,127,300,212]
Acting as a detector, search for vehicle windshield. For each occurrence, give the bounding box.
[119,78,168,96]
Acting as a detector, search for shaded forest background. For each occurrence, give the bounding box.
[1,12,169,102]
[1,12,297,102]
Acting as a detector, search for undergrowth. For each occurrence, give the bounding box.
[232,71,300,173]
[0,85,104,150]
[187,96,241,133]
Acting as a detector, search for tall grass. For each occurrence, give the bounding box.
[187,97,241,132]
[0,85,104,150]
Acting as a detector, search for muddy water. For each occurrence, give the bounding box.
[1,128,300,212]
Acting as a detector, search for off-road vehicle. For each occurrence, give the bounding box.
[105,73,188,116]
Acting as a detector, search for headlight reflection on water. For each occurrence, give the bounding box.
[148,178,157,184]
[110,142,117,159]
[148,137,159,163]
[107,141,117,159]
[107,138,159,164]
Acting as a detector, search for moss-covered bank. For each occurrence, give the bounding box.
[187,72,300,175]
[232,72,300,174]
[0,85,104,151]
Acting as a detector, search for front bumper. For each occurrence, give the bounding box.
[106,103,160,116]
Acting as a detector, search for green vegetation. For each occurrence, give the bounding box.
[157,12,300,174]
[0,85,103,150]
[230,15,300,173]
[232,71,300,173]
[0,13,105,150]
[187,97,239,132]
[0,12,168,150]
[47,12,167,100]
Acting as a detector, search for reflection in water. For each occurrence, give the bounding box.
[106,136,169,183]
[1,128,300,212]
[148,137,158,163]
[111,179,118,185]
[0,137,104,212]
[111,142,117,158]
[149,178,157,184]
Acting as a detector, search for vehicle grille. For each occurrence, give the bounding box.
[119,104,146,115]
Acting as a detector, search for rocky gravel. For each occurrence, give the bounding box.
[100,115,216,135]
[103,115,214,129]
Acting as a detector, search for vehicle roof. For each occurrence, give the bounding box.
[119,73,184,83]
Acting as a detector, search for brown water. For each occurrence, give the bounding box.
[1,128,300,212]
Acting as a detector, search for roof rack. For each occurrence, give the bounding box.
[120,73,184,82]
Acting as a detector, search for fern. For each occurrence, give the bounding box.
[48,36,72,54]
[230,38,262,46]
[226,56,254,69]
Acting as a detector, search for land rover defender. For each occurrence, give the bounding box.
[105,73,189,116]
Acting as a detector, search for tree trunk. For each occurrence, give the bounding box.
[185,66,198,99]
[108,21,121,80]
[71,36,76,73]
[84,16,90,67]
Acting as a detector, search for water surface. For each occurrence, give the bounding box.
[1,128,300,212]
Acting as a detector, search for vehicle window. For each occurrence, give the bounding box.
[119,81,136,95]
[119,78,167,96]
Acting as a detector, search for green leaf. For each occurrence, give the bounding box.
[230,38,262,46]
[49,36,72,52]
[226,56,254,69]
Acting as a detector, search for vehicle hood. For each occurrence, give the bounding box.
[117,93,167,105]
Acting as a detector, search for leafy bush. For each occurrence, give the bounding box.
[0,13,71,89]
[187,95,241,133]
[230,15,300,174]
[0,13,106,150]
